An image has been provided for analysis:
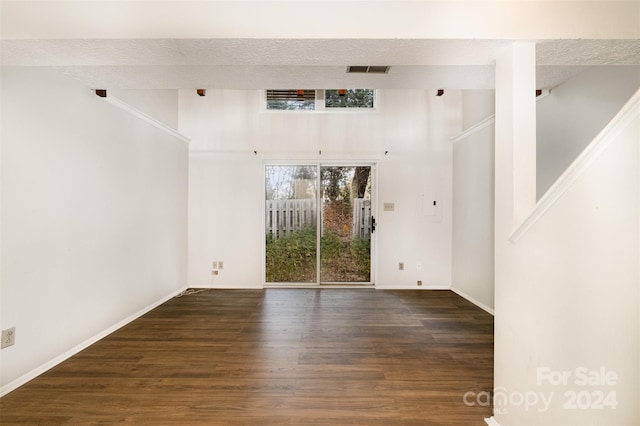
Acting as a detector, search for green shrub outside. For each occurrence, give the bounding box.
[350,236,371,278]
[266,228,371,282]
[266,227,316,282]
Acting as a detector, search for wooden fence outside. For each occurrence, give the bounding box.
[352,198,372,239]
[266,199,317,239]
[266,198,372,240]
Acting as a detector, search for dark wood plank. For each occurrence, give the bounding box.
[0,289,493,425]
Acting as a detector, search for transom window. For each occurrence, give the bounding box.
[325,89,374,109]
[265,89,375,111]
[266,89,316,111]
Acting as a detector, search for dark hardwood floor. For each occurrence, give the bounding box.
[0,289,493,425]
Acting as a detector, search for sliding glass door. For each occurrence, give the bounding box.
[265,164,373,285]
[265,165,318,283]
[319,166,372,283]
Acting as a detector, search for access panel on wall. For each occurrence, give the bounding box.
[265,164,373,285]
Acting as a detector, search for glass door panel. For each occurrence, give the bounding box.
[265,165,318,283]
[320,166,372,283]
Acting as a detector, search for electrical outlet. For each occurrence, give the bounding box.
[417,280,423,286]
[1,327,16,349]
[212,261,218,269]
[399,262,404,271]
[218,261,224,270]
[212,270,219,276]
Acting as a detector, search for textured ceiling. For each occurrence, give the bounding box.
[2,39,639,89]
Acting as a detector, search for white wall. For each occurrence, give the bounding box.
[452,90,495,312]
[0,67,188,393]
[188,153,264,288]
[494,68,640,426]
[181,89,458,289]
[461,89,495,131]
[452,67,640,313]
[375,152,453,289]
[496,104,639,425]
[537,66,640,199]
[110,89,179,129]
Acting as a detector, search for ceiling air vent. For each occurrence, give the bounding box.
[347,66,390,74]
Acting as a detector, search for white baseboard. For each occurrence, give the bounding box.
[451,287,495,315]
[0,286,187,397]
[485,416,501,426]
